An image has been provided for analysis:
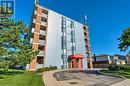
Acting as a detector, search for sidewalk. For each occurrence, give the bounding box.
[43,70,61,86]
[110,79,130,86]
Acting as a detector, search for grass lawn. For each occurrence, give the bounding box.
[100,69,130,79]
[0,70,44,86]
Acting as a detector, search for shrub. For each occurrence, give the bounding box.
[108,65,130,71]
[36,66,57,73]
[49,66,57,70]
[100,69,109,73]
[0,69,24,75]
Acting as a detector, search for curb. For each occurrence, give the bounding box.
[98,70,127,80]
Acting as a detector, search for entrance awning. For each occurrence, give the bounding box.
[68,54,84,59]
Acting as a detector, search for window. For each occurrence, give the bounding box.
[61,16,67,69]
[71,47,76,53]
[35,6,38,11]
[84,32,86,35]
[38,45,45,51]
[85,41,88,44]
[85,39,87,41]
[30,33,34,38]
[42,9,48,14]
[32,23,35,28]
[39,35,45,40]
[62,28,66,33]
[63,49,66,54]
[70,21,74,28]
[83,26,87,30]
[40,25,46,30]
[41,17,47,22]
[37,56,43,64]
[66,20,70,27]
[33,14,37,19]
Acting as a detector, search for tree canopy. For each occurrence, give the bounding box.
[118,27,130,55]
[0,18,37,70]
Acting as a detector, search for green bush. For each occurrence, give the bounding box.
[119,65,130,71]
[36,66,57,73]
[108,65,130,71]
[49,66,57,70]
[0,69,24,75]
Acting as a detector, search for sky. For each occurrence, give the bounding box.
[14,0,130,55]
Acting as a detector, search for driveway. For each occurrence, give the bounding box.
[43,69,127,86]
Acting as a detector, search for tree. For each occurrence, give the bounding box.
[118,27,130,55]
[0,18,37,71]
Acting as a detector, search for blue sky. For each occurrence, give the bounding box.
[14,0,130,55]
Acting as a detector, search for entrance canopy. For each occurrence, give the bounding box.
[68,54,84,68]
[68,54,84,59]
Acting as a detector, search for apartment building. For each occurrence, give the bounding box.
[93,54,126,68]
[28,1,93,70]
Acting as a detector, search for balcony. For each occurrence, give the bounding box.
[30,38,33,43]
[84,37,87,41]
[34,10,37,14]
[42,13,47,18]
[30,38,45,45]
[33,19,36,23]
[37,51,44,56]
[31,28,35,33]
[85,41,88,45]
[40,30,46,35]
[36,64,44,69]
[41,21,47,26]
[84,29,87,33]
[39,40,46,45]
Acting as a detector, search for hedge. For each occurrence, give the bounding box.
[36,66,57,73]
[108,65,130,71]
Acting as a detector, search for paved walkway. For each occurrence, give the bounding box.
[43,69,130,86]
[110,79,130,86]
[43,70,62,86]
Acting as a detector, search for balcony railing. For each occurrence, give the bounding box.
[41,21,47,26]
[30,38,33,43]
[34,10,37,14]
[39,40,46,45]
[33,19,36,23]
[37,51,44,56]
[40,30,46,35]
[36,64,44,69]
[42,13,47,18]
[31,28,35,33]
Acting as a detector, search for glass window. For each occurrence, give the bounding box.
[35,6,38,11]
[41,17,47,22]
[42,9,48,14]
[40,25,46,30]
[63,49,66,54]
[38,45,45,51]
[32,23,35,28]
[83,26,86,30]
[37,56,44,64]
[30,33,34,38]
[84,32,86,35]
[39,35,45,40]
[33,14,37,19]
[70,21,74,28]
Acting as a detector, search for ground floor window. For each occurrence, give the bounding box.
[37,56,44,64]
